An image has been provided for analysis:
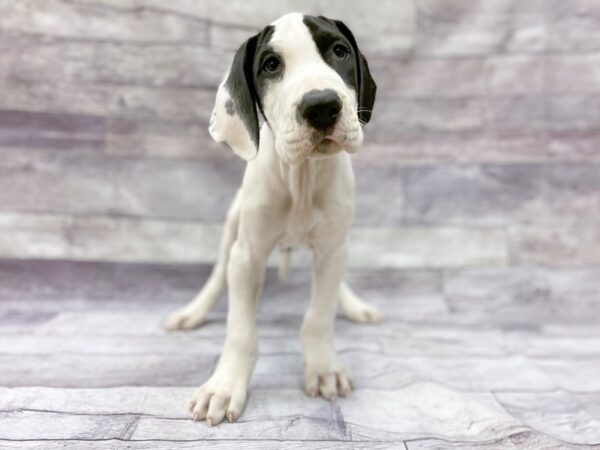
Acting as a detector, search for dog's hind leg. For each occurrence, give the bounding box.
[164,190,241,331]
[338,282,381,323]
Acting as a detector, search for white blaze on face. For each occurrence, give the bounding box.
[262,13,363,165]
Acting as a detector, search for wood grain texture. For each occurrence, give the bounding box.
[407,431,585,450]
[0,386,524,442]
[0,211,509,267]
[0,260,599,447]
[0,442,399,450]
[0,1,599,266]
[496,391,600,445]
[1,0,600,448]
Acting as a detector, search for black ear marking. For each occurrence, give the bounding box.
[224,35,260,147]
[319,16,377,124]
[209,25,274,160]
[225,99,235,116]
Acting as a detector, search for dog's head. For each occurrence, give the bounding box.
[209,13,376,165]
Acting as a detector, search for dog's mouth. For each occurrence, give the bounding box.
[307,138,342,160]
[280,122,360,164]
[313,138,339,153]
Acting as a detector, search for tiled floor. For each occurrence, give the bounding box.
[1,260,599,448]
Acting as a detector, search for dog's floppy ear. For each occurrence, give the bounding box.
[209,35,260,160]
[323,17,377,124]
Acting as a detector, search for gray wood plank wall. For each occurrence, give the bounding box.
[1,0,599,268]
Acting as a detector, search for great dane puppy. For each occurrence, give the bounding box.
[165,12,379,425]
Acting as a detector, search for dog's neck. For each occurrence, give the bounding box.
[287,159,315,210]
[279,158,320,243]
[258,124,353,241]
[278,153,346,206]
[277,151,350,245]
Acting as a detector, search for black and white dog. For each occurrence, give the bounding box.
[165,12,378,425]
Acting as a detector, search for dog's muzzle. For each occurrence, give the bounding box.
[297,89,342,131]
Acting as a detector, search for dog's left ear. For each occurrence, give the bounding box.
[324,17,377,124]
[209,35,260,161]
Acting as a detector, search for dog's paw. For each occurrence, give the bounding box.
[342,300,382,324]
[189,376,248,425]
[164,308,205,331]
[304,364,353,400]
[339,285,382,324]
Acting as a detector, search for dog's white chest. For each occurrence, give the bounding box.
[281,160,322,246]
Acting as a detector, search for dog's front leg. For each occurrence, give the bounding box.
[301,243,352,400]
[189,219,279,425]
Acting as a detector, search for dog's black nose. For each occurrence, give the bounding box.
[298,89,342,130]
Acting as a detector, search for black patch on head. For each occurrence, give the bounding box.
[224,25,274,148]
[251,27,282,114]
[303,15,377,124]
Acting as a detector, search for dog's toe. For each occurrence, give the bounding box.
[189,381,248,425]
[190,390,211,421]
[226,389,247,422]
[337,371,352,397]
[164,309,205,331]
[305,365,353,400]
[345,303,382,324]
[206,394,228,426]
[164,311,187,331]
[304,370,319,397]
[319,373,337,400]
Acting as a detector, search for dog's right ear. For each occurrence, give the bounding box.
[209,35,260,161]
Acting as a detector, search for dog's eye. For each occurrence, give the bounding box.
[262,56,281,73]
[333,44,349,59]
